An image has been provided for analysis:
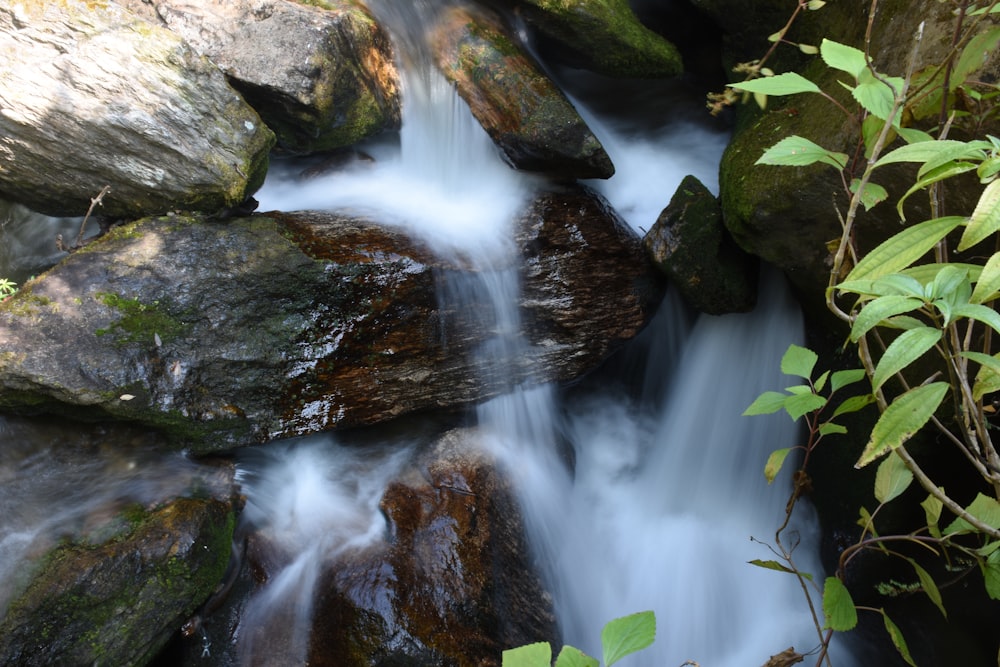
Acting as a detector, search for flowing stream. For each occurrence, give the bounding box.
[0,1,860,664]
[246,2,850,664]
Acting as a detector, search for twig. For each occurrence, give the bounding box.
[74,185,111,248]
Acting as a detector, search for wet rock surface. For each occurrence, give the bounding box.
[0,186,663,451]
[307,429,558,666]
[431,6,614,180]
[0,487,237,667]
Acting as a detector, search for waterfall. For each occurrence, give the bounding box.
[250,3,848,661]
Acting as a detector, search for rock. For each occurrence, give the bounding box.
[0,187,663,451]
[645,175,757,314]
[0,1,274,218]
[121,0,401,154]
[306,428,558,666]
[0,495,237,667]
[511,0,683,78]
[431,6,613,180]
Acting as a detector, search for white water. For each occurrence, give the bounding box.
[248,4,847,664]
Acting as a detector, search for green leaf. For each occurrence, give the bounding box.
[965,350,1000,401]
[849,295,923,342]
[901,262,983,286]
[953,27,1000,87]
[743,391,788,416]
[784,392,828,421]
[874,452,914,504]
[822,577,858,631]
[850,179,889,211]
[926,264,970,301]
[781,344,818,379]
[882,611,917,667]
[748,558,812,580]
[842,216,965,283]
[503,642,552,667]
[853,69,903,124]
[756,135,848,170]
[873,139,988,169]
[555,646,599,667]
[918,142,990,179]
[832,393,876,418]
[871,326,941,393]
[921,493,943,539]
[952,303,1000,335]
[861,114,889,158]
[895,161,979,220]
[978,155,1000,182]
[906,558,946,618]
[601,611,655,667]
[970,251,1000,304]
[943,492,1000,534]
[855,382,949,468]
[958,179,1000,251]
[819,422,848,436]
[728,72,821,96]
[831,369,867,392]
[820,38,867,77]
[896,126,934,144]
[814,369,830,393]
[764,448,793,484]
[982,550,1000,600]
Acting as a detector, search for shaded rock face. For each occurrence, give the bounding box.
[0,494,237,667]
[509,0,683,78]
[0,1,274,219]
[307,429,558,666]
[431,6,614,180]
[123,0,402,154]
[645,174,757,315]
[0,186,663,451]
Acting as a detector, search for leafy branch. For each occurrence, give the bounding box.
[739,0,1000,664]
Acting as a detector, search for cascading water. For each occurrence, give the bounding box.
[248,1,854,663]
[0,1,859,664]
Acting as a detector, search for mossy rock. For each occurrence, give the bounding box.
[644,174,758,314]
[515,0,683,78]
[0,497,235,667]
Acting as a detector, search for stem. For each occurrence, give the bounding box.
[74,185,111,249]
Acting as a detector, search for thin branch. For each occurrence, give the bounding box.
[73,185,111,249]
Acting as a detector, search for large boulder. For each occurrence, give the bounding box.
[431,6,614,180]
[121,0,401,154]
[0,186,663,451]
[509,0,683,78]
[0,493,237,667]
[0,1,274,218]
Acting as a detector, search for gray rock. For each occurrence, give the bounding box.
[0,1,274,218]
[0,186,663,451]
[122,0,402,154]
